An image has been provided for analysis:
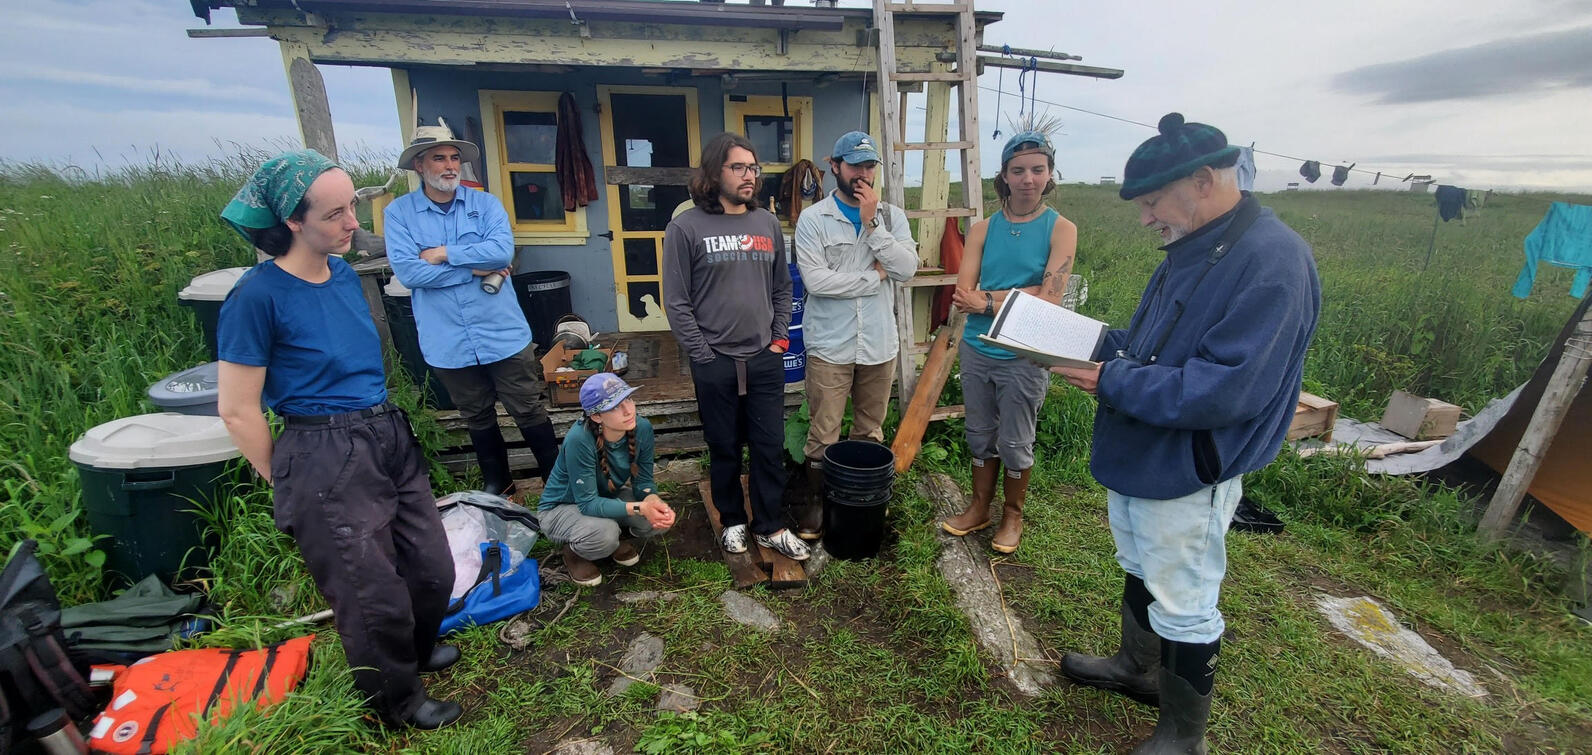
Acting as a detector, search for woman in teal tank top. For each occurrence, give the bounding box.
[941,130,1078,554]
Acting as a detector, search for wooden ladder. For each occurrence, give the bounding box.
[873,0,983,415]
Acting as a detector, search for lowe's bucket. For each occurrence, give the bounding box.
[821,440,895,560]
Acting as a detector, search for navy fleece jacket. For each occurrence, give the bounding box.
[1091,195,1320,499]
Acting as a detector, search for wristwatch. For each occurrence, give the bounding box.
[983,292,995,316]
[628,501,643,516]
[867,214,881,230]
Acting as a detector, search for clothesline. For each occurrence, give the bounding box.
[971,84,1538,197]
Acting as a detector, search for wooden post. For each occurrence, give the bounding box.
[1478,307,1592,540]
[280,42,337,160]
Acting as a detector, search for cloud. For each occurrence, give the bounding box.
[0,64,285,105]
[1332,25,1592,104]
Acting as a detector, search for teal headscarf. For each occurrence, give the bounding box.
[220,149,339,240]
[1000,130,1055,166]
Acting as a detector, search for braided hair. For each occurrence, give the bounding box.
[585,416,640,497]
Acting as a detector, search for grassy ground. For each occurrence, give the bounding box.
[1,157,1589,752]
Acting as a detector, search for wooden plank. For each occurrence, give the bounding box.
[975,44,1082,62]
[891,312,965,473]
[280,44,337,161]
[884,2,973,13]
[902,272,960,288]
[604,166,696,186]
[953,5,983,218]
[437,431,707,474]
[890,71,969,83]
[895,141,975,151]
[254,13,955,73]
[904,208,976,219]
[698,481,771,589]
[187,28,272,38]
[734,475,807,588]
[977,55,1125,80]
[928,404,965,422]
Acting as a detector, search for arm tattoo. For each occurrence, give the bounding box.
[1042,259,1073,296]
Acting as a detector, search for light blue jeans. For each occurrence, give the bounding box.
[1107,477,1243,644]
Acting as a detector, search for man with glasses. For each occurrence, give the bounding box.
[790,131,917,540]
[662,132,808,561]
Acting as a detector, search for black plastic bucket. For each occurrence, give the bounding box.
[821,440,896,560]
[512,271,573,354]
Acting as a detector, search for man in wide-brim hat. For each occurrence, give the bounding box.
[1051,113,1321,754]
[384,121,561,494]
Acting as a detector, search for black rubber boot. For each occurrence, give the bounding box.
[1131,638,1218,755]
[1061,574,1161,706]
[468,426,514,496]
[403,698,463,730]
[796,459,824,540]
[518,420,560,483]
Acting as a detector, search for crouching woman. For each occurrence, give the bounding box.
[538,373,676,586]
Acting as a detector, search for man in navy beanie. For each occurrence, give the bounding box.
[1052,114,1320,754]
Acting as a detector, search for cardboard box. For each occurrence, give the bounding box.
[1287,392,1339,442]
[1381,390,1461,440]
[540,342,613,407]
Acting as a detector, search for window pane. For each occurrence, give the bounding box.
[745,116,794,164]
[609,94,689,167]
[622,237,658,277]
[504,111,557,164]
[619,184,690,231]
[510,172,567,223]
[756,170,786,220]
[626,280,663,322]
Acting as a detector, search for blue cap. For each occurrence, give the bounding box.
[832,131,881,165]
[1001,130,1055,166]
[580,372,639,414]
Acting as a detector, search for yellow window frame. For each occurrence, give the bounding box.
[723,94,815,172]
[478,89,590,245]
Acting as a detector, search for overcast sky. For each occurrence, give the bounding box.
[3,0,1589,192]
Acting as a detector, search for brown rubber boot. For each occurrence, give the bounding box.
[942,459,1001,536]
[562,545,602,587]
[611,541,640,567]
[796,459,824,541]
[991,468,1030,554]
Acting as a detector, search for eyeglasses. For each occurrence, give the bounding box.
[726,163,762,177]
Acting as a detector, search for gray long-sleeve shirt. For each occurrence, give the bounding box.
[662,206,792,363]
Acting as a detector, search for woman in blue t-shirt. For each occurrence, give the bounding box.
[539,373,676,587]
[941,130,1078,554]
[214,150,462,731]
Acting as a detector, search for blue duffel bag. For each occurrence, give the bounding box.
[436,491,542,635]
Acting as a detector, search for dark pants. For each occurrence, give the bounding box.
[690,349,787,536]
[432,344,550,431]
[271,405,454,724]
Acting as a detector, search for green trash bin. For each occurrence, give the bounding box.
[177,267,248,362]
[68,413,243,586]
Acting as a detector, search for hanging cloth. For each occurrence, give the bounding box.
[932,216,965,328]
[1331,162,1355,187]
[780,159,825,226]
[1299,160,1321,183]
[1512,202,1592,299]
[1435,185,1467,222]
[556,92,600,213]
[1234,146,1256,192]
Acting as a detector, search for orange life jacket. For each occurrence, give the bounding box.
[86,635,313,754]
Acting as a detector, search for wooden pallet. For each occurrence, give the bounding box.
[1288,391,1340,442]
[698,478,807,590]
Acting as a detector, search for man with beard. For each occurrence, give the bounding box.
[385,124,560,495]
[790,131,917,539]
[662,132,808,560]
[1052,113,1320,754]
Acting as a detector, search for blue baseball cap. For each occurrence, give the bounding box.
[580,372,639,414]
[1001,129,1055,166]
[832,131,881,165]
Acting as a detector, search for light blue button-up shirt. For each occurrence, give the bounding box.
[384,186,532,369]
[793,192,918,365]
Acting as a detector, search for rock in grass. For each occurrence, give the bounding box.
[1316,594,1487,698]
[719,590,780,632]
[803,542,832,578]
[656,683,700,713]
[551,738,614,755]
[606,632,666,696]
